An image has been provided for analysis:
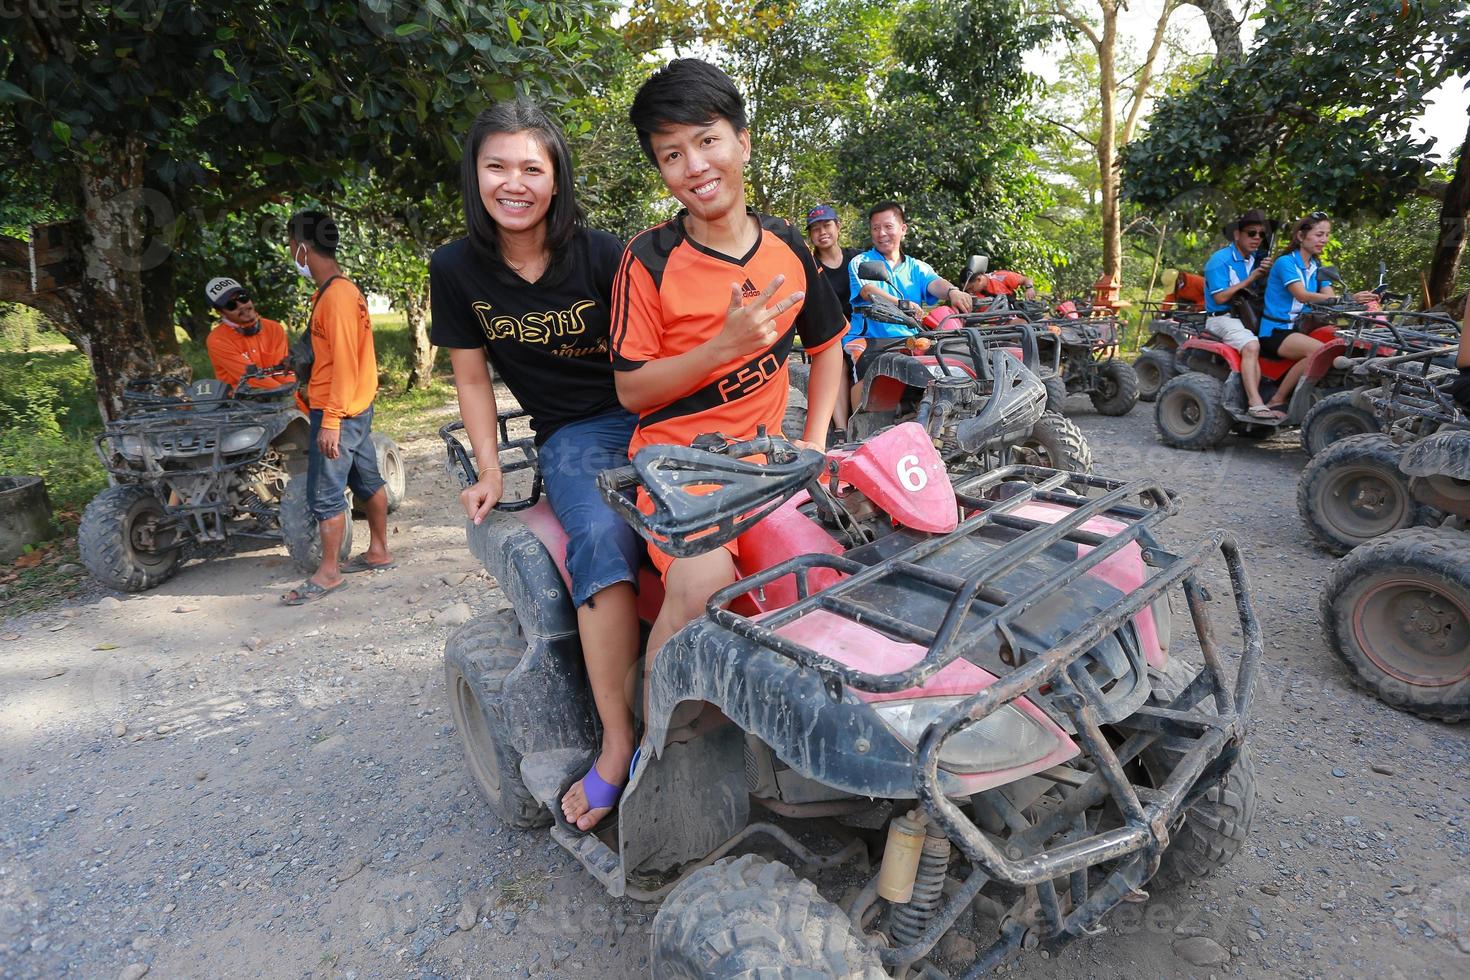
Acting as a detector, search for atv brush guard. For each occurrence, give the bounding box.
[439,411,543,511]
[686,464,1263,962]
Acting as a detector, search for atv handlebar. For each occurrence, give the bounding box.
[597,429,825,559]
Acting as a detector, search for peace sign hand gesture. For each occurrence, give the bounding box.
[717,274,804,361]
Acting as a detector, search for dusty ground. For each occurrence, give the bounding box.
[2,394,1468,980]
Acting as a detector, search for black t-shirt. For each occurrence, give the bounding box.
[429,228,624,444]
[816,246,861,323]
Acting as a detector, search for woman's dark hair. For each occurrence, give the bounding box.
[1285,212,1330,253]
[628,58,748,166]
[461,100,584,268]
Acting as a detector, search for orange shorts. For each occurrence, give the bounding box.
[636,485,742,579]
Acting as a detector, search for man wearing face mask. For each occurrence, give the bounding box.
[280,209,393,605]
[203,277,305,411]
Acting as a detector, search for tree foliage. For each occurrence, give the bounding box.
[835,0,1060,281]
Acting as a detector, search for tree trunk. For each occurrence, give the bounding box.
[1097,2,1122,280]
[1426,112,1470,306]
[1181,0,1243,64]
[142,251,192,349]
[404,290,435,390]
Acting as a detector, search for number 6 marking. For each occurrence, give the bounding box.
[897,454,927,492]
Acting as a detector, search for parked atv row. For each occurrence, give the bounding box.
[79,370,406,592]
[440,338,1263,975]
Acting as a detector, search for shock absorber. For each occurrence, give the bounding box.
[888,823,952,948]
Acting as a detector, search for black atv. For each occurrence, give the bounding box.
[1032,308,1140,417]
[441,390,1262,975]
[79,370,401,591]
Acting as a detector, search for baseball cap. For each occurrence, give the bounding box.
[205,277,245,308]
[805,204,839,229]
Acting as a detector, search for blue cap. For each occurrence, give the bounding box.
[805,204,839,229]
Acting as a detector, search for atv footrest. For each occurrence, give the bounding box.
[550,825,626,897]
[519,747,591,808]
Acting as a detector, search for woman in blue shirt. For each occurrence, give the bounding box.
[1257,213,1375,413]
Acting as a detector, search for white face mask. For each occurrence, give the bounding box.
[292,244,312,280]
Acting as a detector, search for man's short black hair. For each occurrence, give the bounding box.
[287,209,340,257]
[628,58,748,166]
[868,201,906,224]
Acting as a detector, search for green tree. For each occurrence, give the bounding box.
[0,0,614,417]
[835,0,1060,281]
[1122,0,1469,303]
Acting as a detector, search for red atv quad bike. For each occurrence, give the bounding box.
[439,394,1262,975]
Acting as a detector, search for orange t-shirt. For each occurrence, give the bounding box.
[308,278,378,430]
[610,210,845,459]
[206,317,306,411]
[975,270,1029,296]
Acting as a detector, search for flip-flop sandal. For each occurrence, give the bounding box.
[1248,405,1286,419]
[281,579,348,605]
[341,555,397,574]
[556,758,625,835]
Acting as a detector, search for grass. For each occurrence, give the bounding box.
[0,308,458,616]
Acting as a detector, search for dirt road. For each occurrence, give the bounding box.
[2,398,1467,979]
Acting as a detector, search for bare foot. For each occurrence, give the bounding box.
[560,751,631,832]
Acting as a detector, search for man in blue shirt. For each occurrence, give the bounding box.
[1202,208,1278,418]
[846,201,972,344]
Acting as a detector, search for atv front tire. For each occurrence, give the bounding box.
[1133,348,1176,402]
[78,485,182,592]
[1300,390,1378,458]
[1043,374,1068,415]
[1012,411,1093,472]
[1297,434,1426,555]
[1090,358,1140,416]
[1155,373,1231,450]
[444,611,549,829]
[651,854,884,979]
[1143,659,1257,888]
[280,475,354,572]
[1321,528,1470,722]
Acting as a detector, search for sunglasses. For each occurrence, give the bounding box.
[1241,228,1265,238]
[1307,211,1329,221]
[221,293,251,310]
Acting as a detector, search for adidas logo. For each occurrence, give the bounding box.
[741,278,760,299]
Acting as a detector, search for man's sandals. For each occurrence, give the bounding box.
[281,579,347,605]
[1248,404,1287,420]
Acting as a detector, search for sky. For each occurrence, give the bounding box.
[1025,0,1466,161]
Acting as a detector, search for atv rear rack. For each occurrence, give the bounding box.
[439,412,542,511]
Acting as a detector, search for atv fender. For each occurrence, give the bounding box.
[1399,429,1470,482]
[270,416,313,473]
[464,511,597,757]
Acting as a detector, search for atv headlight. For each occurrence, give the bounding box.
[116,435,146,461]
[221,426,266,454]
[872,698,1057,774]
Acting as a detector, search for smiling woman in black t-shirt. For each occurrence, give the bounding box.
[428,101,638,833]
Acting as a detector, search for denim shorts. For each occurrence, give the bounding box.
[307,406,387,520]
[537,409,641,607]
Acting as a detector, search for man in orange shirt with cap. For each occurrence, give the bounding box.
[280,209,394,605]
[203,276,305,411]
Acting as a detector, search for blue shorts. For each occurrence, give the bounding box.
[307,406,387,521]
[537,410,641,608]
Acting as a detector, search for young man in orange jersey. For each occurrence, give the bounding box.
[281,210,393,605]
[610,59,846,660]
[202,276,306,412]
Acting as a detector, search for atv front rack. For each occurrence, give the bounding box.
[1353,345,1468,433]
[706,464,1263,957]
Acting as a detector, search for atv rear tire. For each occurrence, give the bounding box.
[1043,374,1068,415]
[1321,528,1470,722]
[1012,411,1093,473]
[1143,659,1257,888]
[782,384,808,444]
[1090,359,1140,416]
[788,360,811,400]
[444,611,549,829]
[78,485,182,592]
[373,433,407,514]
[1134,349,1176,403]
[1300,390,1378,457]
[1155,373,1231,450]
[651,854,884,979]
[1297,434,1426,555]
[280,475,354,572]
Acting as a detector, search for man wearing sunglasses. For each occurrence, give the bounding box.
[204,276,304,410]
[1202,209,1279,419]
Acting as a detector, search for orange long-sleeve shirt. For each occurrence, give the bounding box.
[207,318,304,412]
[308,278,378,430]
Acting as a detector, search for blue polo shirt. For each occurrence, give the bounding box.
[845,248,939,341]
[1203,243,1256,314]
[1261,251,1319,336]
